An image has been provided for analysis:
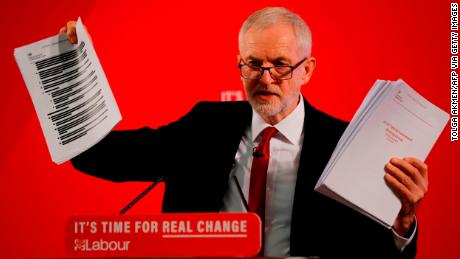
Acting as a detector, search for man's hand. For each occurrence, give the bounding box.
[59,21,77,44]
[384,157,428,237]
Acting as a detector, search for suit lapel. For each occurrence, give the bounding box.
[289,98,335,255]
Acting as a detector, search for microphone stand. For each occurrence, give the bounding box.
[119,176,165,214]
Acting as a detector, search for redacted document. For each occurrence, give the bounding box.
[315,79,449,228]
[14,18,121,164]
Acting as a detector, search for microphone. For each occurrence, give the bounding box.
[252,147,264,158]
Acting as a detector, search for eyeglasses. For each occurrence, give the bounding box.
[238,57,308,80]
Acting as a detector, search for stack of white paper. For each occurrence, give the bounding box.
[14,18,121,164]
[315,79,449,228]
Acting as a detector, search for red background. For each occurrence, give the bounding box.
[1,0,459,258]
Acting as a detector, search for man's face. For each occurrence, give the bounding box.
[238,23,315,124]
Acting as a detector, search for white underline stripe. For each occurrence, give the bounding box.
[162,234,248,238]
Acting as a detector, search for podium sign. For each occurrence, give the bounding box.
[66,213,261,257]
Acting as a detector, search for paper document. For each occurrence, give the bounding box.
[14,18,121,164]
[315,79,449,228]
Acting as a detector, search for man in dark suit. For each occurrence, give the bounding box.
[66,7,428,258]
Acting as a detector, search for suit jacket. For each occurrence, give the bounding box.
[72,99,417,258]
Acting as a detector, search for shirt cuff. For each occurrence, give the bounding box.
[392,218,417,252]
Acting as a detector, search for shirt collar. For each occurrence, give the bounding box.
[251,95,305,145]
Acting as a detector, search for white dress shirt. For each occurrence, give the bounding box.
[220,96,414,256]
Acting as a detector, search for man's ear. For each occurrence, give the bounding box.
[301,57,316,85]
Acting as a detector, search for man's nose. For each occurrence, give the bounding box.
[259,68,274,85]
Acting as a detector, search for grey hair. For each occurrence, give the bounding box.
[238,7,312,57]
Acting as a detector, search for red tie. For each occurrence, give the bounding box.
[249,126,278,255]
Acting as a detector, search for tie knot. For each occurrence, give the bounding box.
[261,126,278,142]
[253,127,278,159]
